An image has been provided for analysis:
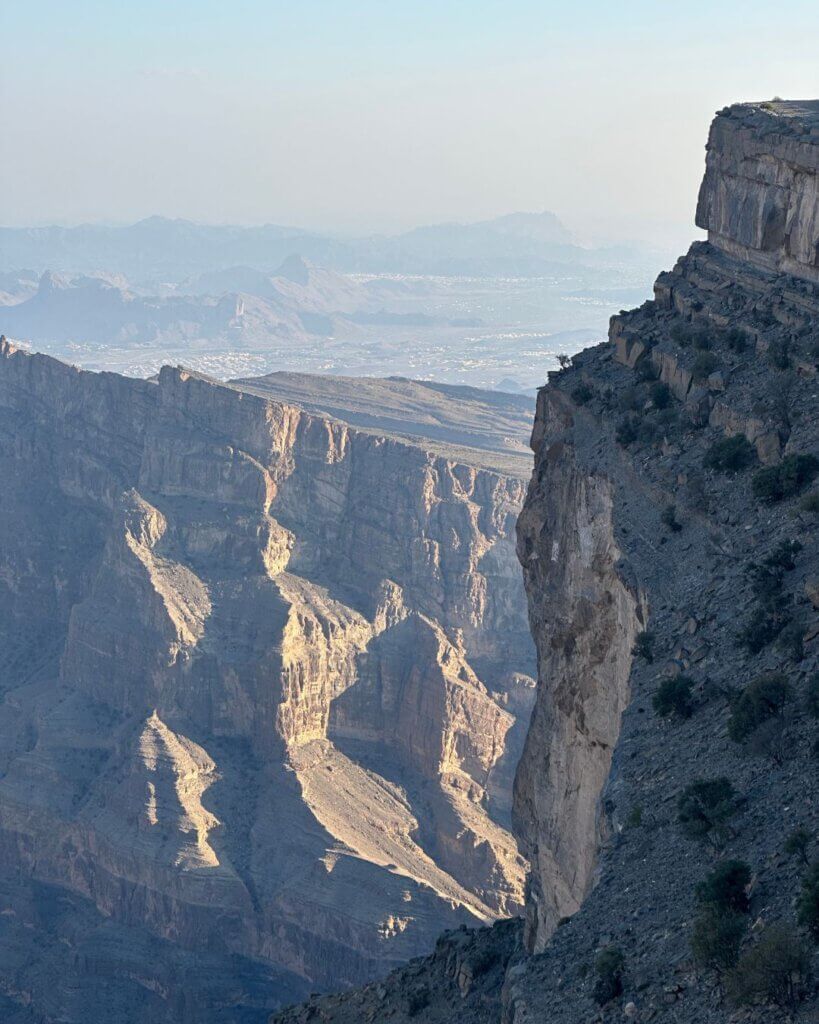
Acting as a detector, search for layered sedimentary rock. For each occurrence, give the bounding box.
[273,99,819,1024]
[0,349,535,1022]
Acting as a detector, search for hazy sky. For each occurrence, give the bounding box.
[2,1,818,246]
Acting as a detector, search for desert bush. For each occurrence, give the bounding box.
[752,454,819,502]
[653,676,693,719]
[797,862,819,941]
[737,603,790,654]
[728,673,791,743]
[784,828,811,866]
[677,777,739,843]
[650,381,671,409]
[725,327,748,352]
[800,490,819,514]
[617,387,639,412]
[764,539,802,571]
[635,358,657,382]
[745,717,788,764]
[807,675,819,719]
[776,620,805,663]
[632,630,655,663]
[696,860,751,914]
[615,416,639,447]
[691,352,718,381]
[704,435,754,473]
[691,907,746,971]
[406,988,430,1017]
[625,805,643,829]
[767,338,791,370]
[727,923,811,1008]
[571,383,595,405]
[660,504,682,532]
[593,946,625,1005]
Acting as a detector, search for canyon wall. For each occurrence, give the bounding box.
[0,347,535,1022]
[272,99,819,1024]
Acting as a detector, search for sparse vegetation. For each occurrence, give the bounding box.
[650,381,671,409]
[625,804,643,829]
[660,504,682,532]
[407,988,430,1017]
[726,923,811,1008]
[767,337,791,370]
[725,327,748,352]
[797,862,819,941]
[807,675,819,719]
[653,676,693,719]
[571,383,594,405]
[691,352,718,381]
[695,860,751,914]
[784,828,812,866]
[691,907,746,972]
[615,416,639,447]
[592,945,625,1005]
[703,434,754,473]
[800,490,819,514]
[632,630,655,663]
[752,453,819,502]
[728,672,791,743]
[677,777,739,844]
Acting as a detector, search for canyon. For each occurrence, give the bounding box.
[274,99,819,1023]
[0,356,536,1021]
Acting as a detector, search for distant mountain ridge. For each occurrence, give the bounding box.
[0,212,644,282]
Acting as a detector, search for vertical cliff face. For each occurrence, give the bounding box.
[514,388,643,950]
[0,344,535,1022]
[270,99,819,1024]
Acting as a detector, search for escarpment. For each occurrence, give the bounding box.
[0,344,536,1022]
[272,100,819,1024]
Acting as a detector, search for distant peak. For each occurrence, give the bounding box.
[274,253,311,285]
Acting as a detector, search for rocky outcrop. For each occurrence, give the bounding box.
[272,99,819,1024]
[0,345,535,1022]
[696,100,819,283]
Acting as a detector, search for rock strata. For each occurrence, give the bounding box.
[272,99,819,1024]
[0,347,535,1022]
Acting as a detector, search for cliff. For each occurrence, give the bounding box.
[0,350,535,1022]
[272,100,819,1024]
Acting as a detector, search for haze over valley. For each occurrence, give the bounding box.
[0,212,661,388]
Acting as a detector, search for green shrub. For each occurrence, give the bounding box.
[625,805,643,829]
[800,490,819,514]
[725,327,748,353]
[660,504,682,532]
[737,602,790,654]
[807,675,819,719]
[635,358,657,382]
[406,988,430,1017]
[692,330,713,351]
[776,620,805,662]
[571,383,595,405]
[784,828,811,866]
[797,862,819,941]
[745,717,787,764]
[767,338,790,370]
[691,352,719,381]
[727,923,811,1008]
[696,860,751,913]
[632,630,655,663]
[618,387,639,412]
[615,416,639,447]
[704,435,755,473]
[653,676,694,718]
[593,946,625,1005]
[752,454,819,502]
[691,907,746,971]
[728,673,791,743]
[677,777,739,843]
[764,539,802,571]
[650,381,671,409]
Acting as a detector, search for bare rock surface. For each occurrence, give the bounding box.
[0,346,535,1022]
[272,99,819,1024]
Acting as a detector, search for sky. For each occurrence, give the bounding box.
[2,1,818,247]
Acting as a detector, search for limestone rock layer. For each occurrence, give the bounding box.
[0,345,535,1022]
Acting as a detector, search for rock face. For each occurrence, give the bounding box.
[0,347,535,1022]
[272,99,819,1024]
[696,99,819,284]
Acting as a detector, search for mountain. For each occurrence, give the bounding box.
[0,212,650,282]
[272,100,819,1024]
[0,349,536,1022]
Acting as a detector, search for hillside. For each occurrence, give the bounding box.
[272,99,819,1024]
